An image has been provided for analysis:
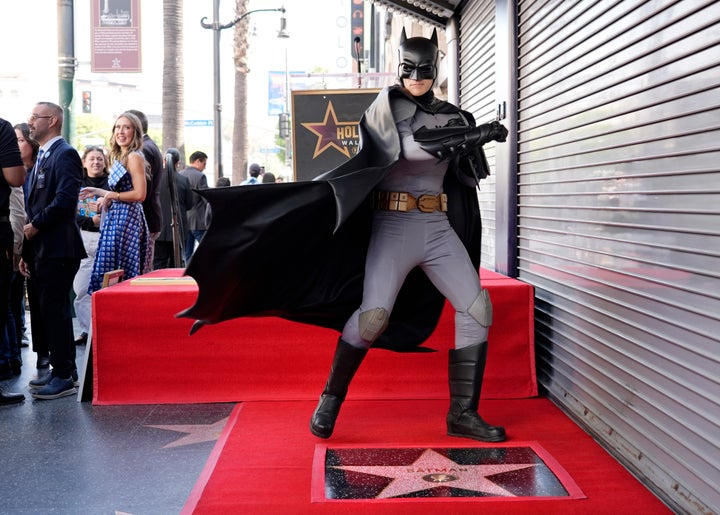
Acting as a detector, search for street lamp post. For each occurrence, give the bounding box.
[284,46,291,168]
[201,3,286,180]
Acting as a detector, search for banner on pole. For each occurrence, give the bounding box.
[91,0,142,73]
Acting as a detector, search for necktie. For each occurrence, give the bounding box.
[30,149,45,191]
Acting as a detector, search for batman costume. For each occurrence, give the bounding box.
[180,29,508,442]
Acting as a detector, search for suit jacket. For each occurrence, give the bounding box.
[180,166,208,231]
[157,170,192,242]
[141,134,165,234]
[22,138,87,261]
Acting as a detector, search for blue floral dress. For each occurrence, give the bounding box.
[88,155,151,293]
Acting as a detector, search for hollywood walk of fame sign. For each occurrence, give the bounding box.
[292,89,380,182]
[312,444,585,501]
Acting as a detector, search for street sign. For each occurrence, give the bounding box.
[185,120,214,127]
[259,147,281,153]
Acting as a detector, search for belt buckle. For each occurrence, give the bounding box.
[417,194,438,213]
[390,192,409,211]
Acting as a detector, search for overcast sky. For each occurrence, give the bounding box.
[1,0,353,158]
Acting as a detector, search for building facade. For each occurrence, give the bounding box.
[371,0,720,512]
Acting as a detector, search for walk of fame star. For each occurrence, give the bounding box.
[146,417,228,449]
[317,445,578,500]
[300,101,359,159]
[333,448,536,498]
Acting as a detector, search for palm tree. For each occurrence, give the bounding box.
[232,0,250,185]
[162,0,185,162]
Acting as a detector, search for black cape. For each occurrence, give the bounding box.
[179,86,482,351]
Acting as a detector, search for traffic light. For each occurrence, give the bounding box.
[82,91,92,113]
[279,112,289,138]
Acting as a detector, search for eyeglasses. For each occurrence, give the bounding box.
[28,114,53,122]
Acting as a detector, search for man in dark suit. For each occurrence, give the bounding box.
[20,102,87,400]
[180,151,209,264]
[153,148,192,269]
[128,109,164,269]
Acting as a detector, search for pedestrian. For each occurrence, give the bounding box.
[0,116,27,404]
[81,112,151,293]
[21,102,87,400]
[127,109,164,269]
[12,124,37,353]
[240,163,261,185]
[153,148,192,269]
[179,151,209,263]
[72,146,109,345]
[7,123,35,372]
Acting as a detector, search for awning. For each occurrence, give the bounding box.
[370,0,462,27]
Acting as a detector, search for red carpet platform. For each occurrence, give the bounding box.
[89,270,669,512]
[182,398,671,514]
[91,268,536,405]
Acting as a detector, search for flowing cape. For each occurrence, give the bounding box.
[179,86,482,351]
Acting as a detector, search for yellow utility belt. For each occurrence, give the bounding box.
[372,191,448,213]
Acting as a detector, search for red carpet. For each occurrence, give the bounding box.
[91,269,536,404]
[182,398,670,514]
[93,272,666,512]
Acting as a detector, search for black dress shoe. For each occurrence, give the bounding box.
[0,390,24,405]
[36,355,50,369]
[74,332,88,345]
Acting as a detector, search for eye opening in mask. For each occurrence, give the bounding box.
[399,63,437,80]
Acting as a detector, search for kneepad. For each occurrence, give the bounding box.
[358,307,390,343]
[468,288,493,327]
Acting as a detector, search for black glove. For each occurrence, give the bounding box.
[414,121,508,161]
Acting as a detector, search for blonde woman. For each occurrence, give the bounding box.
[80,112,151,293]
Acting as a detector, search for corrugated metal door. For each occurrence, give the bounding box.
[458,0,499,267]
[516,0,720,512]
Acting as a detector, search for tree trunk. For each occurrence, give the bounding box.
[232,0,250,186]
[162,0,185,163]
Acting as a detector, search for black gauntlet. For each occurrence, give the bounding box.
[413,120,508,161]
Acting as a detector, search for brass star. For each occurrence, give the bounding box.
[300,101,359,159]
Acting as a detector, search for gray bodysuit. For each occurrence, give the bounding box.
[341,108,489,349]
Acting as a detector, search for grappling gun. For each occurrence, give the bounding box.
[413,120,508,182]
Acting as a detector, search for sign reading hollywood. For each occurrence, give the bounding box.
[292,89,380,182]
[91,0,142,73]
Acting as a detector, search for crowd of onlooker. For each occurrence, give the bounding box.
[0,103,285,404]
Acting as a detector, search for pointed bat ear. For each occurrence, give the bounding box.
[430,28,438,46]
[400,27,408,44]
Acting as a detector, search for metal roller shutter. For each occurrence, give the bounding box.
[516,0,720,512]
[459,0,499,266]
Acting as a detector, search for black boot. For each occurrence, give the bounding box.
[447,342,506,442]
[310,338,368,439]
[0,389,24,405]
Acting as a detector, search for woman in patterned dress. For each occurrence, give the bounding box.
[80,112,151,293]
